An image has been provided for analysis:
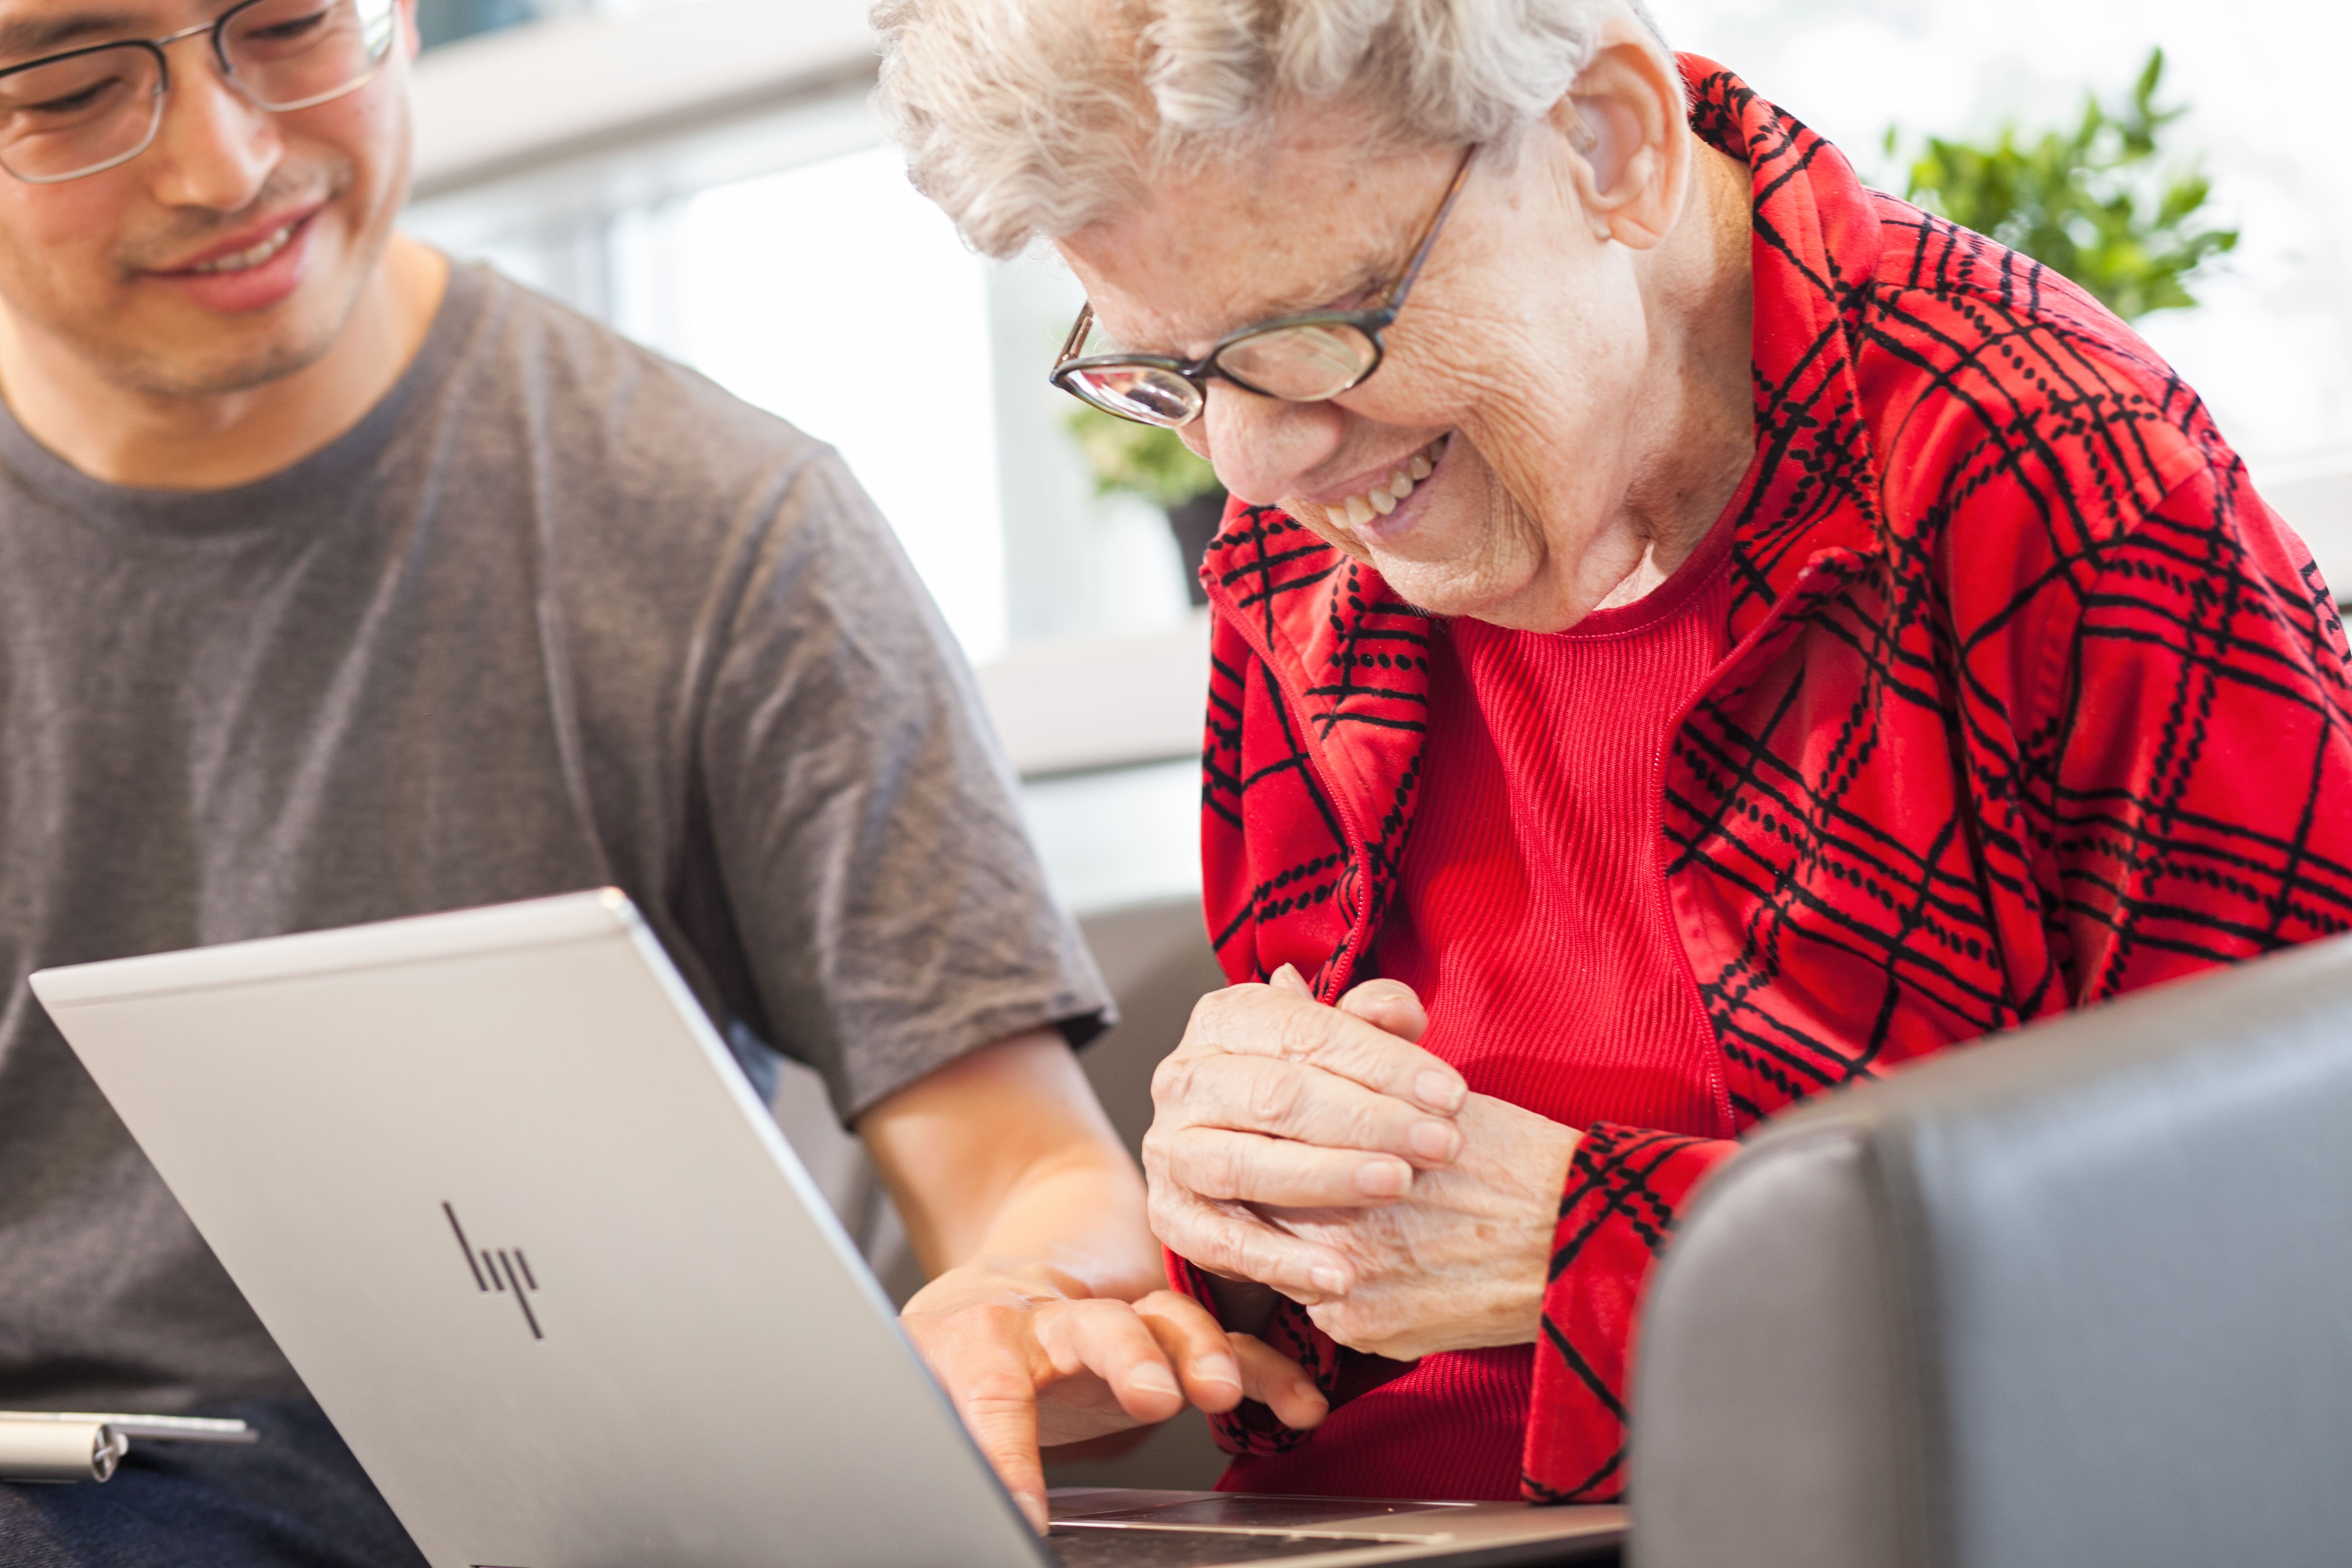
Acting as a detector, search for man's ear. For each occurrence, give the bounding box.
[1556,32,1689,250]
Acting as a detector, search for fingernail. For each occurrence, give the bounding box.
[1408,1119,1462,1161]
[1354,1157,1411,1197]
[1015,1491,1049,1534]
[1415,1069,1466,1112]
[1130,1363,1180,1396]
[1311,1266,1348,1295]
[1270,963,1313,995]
[1193,1354,1243,1389]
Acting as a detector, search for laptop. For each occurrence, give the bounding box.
[30,890,1625,1568]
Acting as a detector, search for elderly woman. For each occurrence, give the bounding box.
[877,0,2352,1507]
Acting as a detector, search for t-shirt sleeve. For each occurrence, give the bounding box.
[691,446,1113,1122]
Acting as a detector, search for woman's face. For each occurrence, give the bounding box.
[1057,88,1689,631]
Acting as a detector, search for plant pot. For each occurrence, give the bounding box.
[1164,489,1228,608]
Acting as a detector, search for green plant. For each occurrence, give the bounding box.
[1066,403,1222,510]
[1888,48,2237,321]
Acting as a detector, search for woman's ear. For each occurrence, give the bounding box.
[1557,31,1690,250]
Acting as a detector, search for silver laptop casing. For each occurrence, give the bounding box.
[34,890,1046,1568]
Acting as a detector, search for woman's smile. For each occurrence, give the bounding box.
[1301,431,1457,545]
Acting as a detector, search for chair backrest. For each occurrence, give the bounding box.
[1630,935,2352,1568]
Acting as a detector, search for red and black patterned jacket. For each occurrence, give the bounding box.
[1170,58,2352,1502]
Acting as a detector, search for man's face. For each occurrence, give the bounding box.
[0,0,415,399]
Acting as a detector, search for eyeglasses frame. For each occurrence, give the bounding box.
[0,0,401,185]
[1050,141,1481,427]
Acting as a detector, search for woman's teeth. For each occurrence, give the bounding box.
[1333,435,1449,529]
[186,223,295,275]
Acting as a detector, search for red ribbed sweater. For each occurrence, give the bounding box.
[1219,522,1735,1501]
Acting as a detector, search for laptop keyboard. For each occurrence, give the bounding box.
[1048,1528,1369,1566]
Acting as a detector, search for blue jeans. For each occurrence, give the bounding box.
[0,1400,426,1568]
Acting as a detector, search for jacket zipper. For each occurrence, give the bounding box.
[1653,550,1865,1140]
[1649,722,1739,1140]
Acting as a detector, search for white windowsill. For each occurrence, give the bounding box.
[976,611,1212,780]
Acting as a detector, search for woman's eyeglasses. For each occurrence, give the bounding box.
[0,0,400,186]
[1050,144,1480,429]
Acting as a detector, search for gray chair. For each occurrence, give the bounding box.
[1631,934,2352,1568]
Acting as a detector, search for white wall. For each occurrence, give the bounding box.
[408,0,873,196]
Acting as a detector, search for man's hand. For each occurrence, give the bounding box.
[899,1267,1325,1529]
[860,1029,1324,1534]
[1144,969,1579,1361]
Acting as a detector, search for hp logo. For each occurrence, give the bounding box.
[442,1202,544,1341]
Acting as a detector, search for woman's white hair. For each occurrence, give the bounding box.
[873,0,1673,257]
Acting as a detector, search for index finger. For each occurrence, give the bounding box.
[1189,984,1466,1114]
[900,1305,1051,1534]
[940,1349,1051,1533]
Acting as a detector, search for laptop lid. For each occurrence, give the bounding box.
[32,890,1048,1568]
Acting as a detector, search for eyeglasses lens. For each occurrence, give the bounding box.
[0,47,162,183]
[1069,364,1201,428]
[1216,322,1377,401]
[223,0,397,112]
[0,0,395,183]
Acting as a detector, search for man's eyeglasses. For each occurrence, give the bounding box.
[0,0,399,185]
[1050,144,1479,429]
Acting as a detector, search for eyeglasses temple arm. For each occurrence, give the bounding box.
[1381,143,1481,311]
[1055,303,1096,367]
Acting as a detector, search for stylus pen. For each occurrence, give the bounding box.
[0,1411,257,1444]
[0,1412,257,1484]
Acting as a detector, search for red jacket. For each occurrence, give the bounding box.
[1173,57,2352,1502]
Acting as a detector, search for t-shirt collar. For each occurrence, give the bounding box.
[0,257,491,535]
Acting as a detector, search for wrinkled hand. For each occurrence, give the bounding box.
[1145,969,1579,1362]
[899,1264,1325,1532]
[1271,1086,1580,1359]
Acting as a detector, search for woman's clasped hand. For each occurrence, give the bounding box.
[1144,965,1582,1362]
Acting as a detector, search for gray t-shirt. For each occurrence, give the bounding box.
[0,261,1110,1412]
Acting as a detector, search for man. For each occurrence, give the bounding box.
[0,0,1315,1559]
